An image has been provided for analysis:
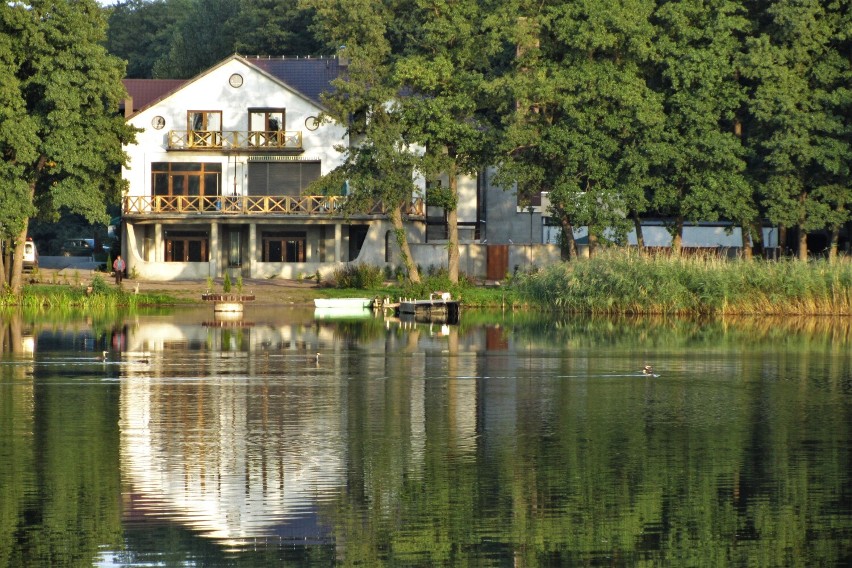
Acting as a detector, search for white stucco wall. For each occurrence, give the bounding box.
[122,57,348,199]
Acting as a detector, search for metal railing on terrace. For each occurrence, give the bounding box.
[167,130,303,151]
[122,195,426,217]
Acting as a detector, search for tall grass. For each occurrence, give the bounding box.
[514,249,852,315]
[0,275,177,309]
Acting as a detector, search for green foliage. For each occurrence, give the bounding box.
[1,0,135,293]
[741,0,851,258]
[107,0,329,79]
[0,276,176,309]
[515,249,852,315]
[331,263,384,289]
[223,272,232,293]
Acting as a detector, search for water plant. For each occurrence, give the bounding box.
[513,249,852,316]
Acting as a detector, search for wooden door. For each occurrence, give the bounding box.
[486,245,509,280]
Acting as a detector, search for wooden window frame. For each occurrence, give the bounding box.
[187,111,222,147]
[151,162,222,197]
[164,231,209,262]
[262,231,306,262]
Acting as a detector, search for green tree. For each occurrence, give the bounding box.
[305,0,422,283]
[648,0,753,256]
[231,0,327,58]
[392,0,501,283]
[151,0,240,78]
[743,0,851,261]
[0,0,134,293]
[495,0,663,259]
[104,0,190,79]
[308,0,503,284]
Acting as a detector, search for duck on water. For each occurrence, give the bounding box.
[643,365,659,377]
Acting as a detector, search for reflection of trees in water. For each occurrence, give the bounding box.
[326,339,850,566]
[0,358,122,566]
[504,313,852,352]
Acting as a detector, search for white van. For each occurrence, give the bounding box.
[23,239,38,272]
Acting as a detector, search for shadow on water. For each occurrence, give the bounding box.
[1,308,851,566]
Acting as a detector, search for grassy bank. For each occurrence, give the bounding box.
[514,250,852,315]
[0,275,178,309]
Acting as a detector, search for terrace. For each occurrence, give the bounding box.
[167,130,303,152]
[122,195,426,218]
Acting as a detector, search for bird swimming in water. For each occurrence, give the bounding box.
[97,350,108,361]
[643,365,659,377]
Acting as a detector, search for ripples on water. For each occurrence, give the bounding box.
[0,310,850,566]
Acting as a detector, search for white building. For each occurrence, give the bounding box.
[121,55,430,281]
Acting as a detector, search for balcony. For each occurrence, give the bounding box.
[167,130,303,152]
[122,195,426,218]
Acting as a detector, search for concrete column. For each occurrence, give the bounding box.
[210,221,219,277]
[249,223,257,278]
[334,223,342,262]
[154,224,163,262]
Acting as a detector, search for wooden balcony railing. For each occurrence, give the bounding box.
[122,195,426,217]
[167,130,303,151]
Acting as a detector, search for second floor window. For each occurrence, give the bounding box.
[187,111,222,147]
[249,109,286,147]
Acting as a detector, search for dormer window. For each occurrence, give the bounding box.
[249,109,285,147]
[187,111,222,147]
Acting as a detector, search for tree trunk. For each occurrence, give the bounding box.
[446,165,460,283]
[828,225,840,264]
[389,206,421,283]
[741,223,753,261]
[672,216,684,256]
[632,211,644,252]
[9,224,28,295]
[588,231,598,258]
[560,215,578,260]
[0,238,6,287]
[797,222,808,261]
[778,225,787,259]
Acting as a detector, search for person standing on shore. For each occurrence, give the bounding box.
[113,254,126,285]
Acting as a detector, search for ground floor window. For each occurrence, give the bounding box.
[165,231,209,262]
[262,232,306,262]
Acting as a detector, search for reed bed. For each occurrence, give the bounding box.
[513,250,852,316]
[0,276,176,309]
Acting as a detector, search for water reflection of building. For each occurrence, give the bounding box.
[119,308,348,545]
[117,310,529,545]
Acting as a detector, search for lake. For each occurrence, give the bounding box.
[0,307,850,566]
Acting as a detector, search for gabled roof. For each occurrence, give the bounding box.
[123,55,346,119]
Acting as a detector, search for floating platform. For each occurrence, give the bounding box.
[398,292,459,324]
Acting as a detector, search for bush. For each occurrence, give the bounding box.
[331,263,384,289]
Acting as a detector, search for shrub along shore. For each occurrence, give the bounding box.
[3,252,851,316]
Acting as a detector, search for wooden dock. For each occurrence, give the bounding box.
[397,292,460,324]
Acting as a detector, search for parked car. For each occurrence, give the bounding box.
[61,238,96,257]
[23,239,38,271]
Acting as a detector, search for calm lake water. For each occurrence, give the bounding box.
[0,306,850,566]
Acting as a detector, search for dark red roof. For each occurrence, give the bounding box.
[122,79,187,113]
